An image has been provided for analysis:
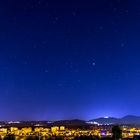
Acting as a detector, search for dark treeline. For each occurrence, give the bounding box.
[2,135,140,140]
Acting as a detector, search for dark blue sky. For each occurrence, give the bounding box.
[0,0,140,121]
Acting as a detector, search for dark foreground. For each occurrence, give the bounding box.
[1,135,140,140]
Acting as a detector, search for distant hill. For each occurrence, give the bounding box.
[2,115,140,127]
[53,119,89,129]
[121,115,140,124]
[90,117,120,124]
[54,119,86,125]
[89,115,140,125]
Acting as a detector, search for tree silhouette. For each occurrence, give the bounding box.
[112,125,122,140]
[54,137,63,140]
[133,135,140,140]
[74,135,96,140]
[25,136,39,140]
[3,134,16,140]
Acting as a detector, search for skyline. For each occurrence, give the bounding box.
[1,0,140,120]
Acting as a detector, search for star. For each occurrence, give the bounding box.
[45,70,49,73]
[121,41,127,47]
[52,16,59,24]
[57,83,63,87]
[55,17,59,21]
[99,26,103,30]
[77,79,81,83]
[125,10,129,14]
[74,69,79,73]
[121,43,125,47]
[92,62,96,66]
[72,12,76,16]
[88,58,96,67]
[23,61,28,65]
[38,1,41,5]
[114,29,119,33]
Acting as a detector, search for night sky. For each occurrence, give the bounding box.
[0,0,140,121]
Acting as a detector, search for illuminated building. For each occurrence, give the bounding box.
[60,126,65,131]
[51,126,59,133]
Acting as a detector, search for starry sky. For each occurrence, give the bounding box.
[0,0,140,121]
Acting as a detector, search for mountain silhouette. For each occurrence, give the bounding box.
[89,115,140,125]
